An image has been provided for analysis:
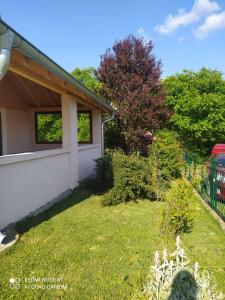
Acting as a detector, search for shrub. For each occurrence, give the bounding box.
[149,129,183,182]
[160,179,195,239]
[94,154,113,192]
[80,154,113,193]
[102,153,155,206]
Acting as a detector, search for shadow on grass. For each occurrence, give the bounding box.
[167,270,198,300]
[14,187,92,235]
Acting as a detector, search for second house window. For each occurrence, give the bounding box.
[77,111,92,143]
[35,111,92,144]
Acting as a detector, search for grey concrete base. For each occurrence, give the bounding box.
[2,189,72,231]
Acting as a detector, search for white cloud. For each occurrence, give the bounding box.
[194,11,225,38]
[137,26,151,41]
[155,0,220,35]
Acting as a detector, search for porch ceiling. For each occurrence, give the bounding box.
[0,70,61,110]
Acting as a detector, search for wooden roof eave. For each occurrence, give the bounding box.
[9,49,111,113]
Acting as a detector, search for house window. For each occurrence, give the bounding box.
[77,111,92,143]
[35,111,92,144]
[35,112,62,144]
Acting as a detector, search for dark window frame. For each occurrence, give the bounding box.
[35,111,62,144]
[77,111,93,144]
[35,110,93,145]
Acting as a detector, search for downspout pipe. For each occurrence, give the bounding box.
[101,112,115,157]
[0,29,14,243]
[0,29,14,81]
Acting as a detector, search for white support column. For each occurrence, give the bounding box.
[61,94,79,189]
[92,109,102,145]
[1,109,8,155]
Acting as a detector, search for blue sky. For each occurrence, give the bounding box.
[1,0,225,77]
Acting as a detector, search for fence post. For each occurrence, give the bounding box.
[210,158,217,207]
[184,154,187,175]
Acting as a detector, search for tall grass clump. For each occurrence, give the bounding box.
[159,179,196,241]
[148,129,183,199]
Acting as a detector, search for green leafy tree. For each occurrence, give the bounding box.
[71,67,102,95]
[72,67,126,150]
[164,68,225,155]
[77,113,91,142]
[37,113,62,143]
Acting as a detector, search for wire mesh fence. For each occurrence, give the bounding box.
[184,153,225,221]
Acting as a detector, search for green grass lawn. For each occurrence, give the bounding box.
[0,188,225,300]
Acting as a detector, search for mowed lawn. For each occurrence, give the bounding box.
[0,188,225,300]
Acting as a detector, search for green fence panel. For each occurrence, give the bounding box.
[184,153,225,222]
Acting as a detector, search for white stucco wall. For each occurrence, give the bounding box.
[92,109,102,144]
[0,109,62,155]
[0,99,103,229]
[78,144,101,180]
[1,109,32,154]
[0,149,70,229]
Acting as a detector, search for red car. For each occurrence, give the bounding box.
[211,144,225,157]
[208,144,225,201]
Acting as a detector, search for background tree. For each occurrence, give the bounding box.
[164,68,225,156]
[37,113,62,143]
[96,35,169,153]
[71,67,102,95]
[72,67,126,150]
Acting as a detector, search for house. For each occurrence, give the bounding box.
[0,20,114,230]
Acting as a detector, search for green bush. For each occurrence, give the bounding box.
[80,154,113,193]
[160,179,195,239]
[102,153,155,206]
[94,154,113,192]
[149,129,183,182]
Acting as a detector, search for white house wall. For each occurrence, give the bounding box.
[1,109,32,154]
[78,144,101,180]
[0,149,70,229]
[0,100,103,229]
[0,108,61,155]
[92,109,102,144]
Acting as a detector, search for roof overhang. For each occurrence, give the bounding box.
[0,19,114,113]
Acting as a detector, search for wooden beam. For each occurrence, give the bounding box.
[29,106,61,112]
[42,87,57,107]
[15,74,40,107]
[10,61,69,95]
[0,73,28,111]
[9,49,109,112]
[10,50,82,96]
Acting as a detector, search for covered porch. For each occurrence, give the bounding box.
[0,26,111,229]
[0,69,102,180]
